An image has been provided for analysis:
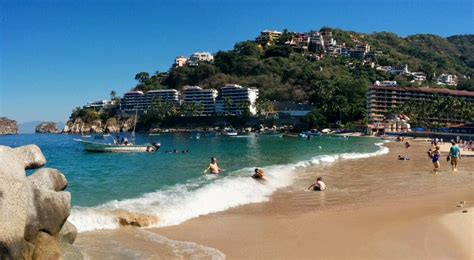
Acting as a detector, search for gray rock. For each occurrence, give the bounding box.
[32,232,64,260]
[0,147,29,259]
[28,168,68,191]
[0,144,82,259]
[0,117,18,135]
[57,221,78,244]
[59,242,84,260]
[13,144,46,169]
[35,122,60,134]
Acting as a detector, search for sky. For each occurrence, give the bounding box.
[1,0,473,123]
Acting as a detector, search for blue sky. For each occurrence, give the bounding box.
[1,0,472,123]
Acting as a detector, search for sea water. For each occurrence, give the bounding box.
[0,133,386,231]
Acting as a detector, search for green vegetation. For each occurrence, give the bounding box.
[390,96,474,128]
[129,27,472,128]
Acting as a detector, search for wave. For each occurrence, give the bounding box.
[69,142,388,232]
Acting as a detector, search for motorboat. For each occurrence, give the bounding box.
[75,139,160,153]
[222,127,238,136]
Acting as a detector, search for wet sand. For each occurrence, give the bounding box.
[76,140,474,259]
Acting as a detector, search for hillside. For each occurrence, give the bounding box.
[129,28,473,124]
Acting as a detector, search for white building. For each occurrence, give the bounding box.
[374,80,398,87]
[411,72,427,83]
[390,64,409,75]
[182,86,218,115]
[121,89,180,114]
[83,100,116,112]
[144,89,180,106]
[437,74,458,86]
[174,56,188,67]
[121,91,146,113]
[188,52,214,66]
[216,84,259,116]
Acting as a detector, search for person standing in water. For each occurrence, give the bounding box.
[203,157,223,175]
[252,168,267,182]
[449,141,461,171]
[428,146,441,174]
[307,177,326,191]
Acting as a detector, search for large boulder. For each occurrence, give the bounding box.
[13,145,46,170]
[28,168,68,192]
[0,145,83,260]
[0,117,18,135]
[35,122,60,134]
[105,118,120,133]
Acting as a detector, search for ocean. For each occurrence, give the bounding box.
[0,133,386,232]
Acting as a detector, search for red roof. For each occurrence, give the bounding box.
[369,85,474,97]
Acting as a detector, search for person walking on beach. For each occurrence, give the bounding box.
[307,177,326,191]
[203,157,223,175]
[449,141,461,172]
[428,146,441,174]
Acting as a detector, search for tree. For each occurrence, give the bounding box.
[135,72,150,84]
[256,99,274,118]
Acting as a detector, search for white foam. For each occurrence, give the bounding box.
[69,142,389,232]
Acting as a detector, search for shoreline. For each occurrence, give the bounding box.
[75,141,474,259]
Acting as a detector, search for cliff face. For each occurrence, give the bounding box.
[35,122,60,134]
[0,145,83,259]
[0,117,18,135]
[62,118,134,134]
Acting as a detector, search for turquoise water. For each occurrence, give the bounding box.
[0,133,383,230]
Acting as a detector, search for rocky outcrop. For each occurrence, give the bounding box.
[63,117,134,134]
[0,117,18,135]
[0,145,83,260]
[35,122,60,134]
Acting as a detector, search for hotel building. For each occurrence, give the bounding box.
[181,86,218,115]
[367,85,474,125]
[121,89,180,114]
[216,84,259,116]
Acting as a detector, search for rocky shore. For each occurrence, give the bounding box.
[62,117,134,134]
[0,117,18,135]
[0,145,83,259]
[35,122,60,134]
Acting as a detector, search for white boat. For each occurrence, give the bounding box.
[222,127,238,136]
[75,139,160,153]
[75,106,160,153]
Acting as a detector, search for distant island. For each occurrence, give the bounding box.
[65,27,474,133]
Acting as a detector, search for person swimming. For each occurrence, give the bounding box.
[252,168,266,182]
[428,146,441,173]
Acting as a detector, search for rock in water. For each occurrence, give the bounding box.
[0,117,18,135]
[0,145,83,259]
[35,122,60,134]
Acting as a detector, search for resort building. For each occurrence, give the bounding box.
[121,89,180,115]
[188,52,214,66]
[83,100,116,112]
[181,86,218,115]
[216,84,259,116]
[120,91,146,113]
[143,89,180,106]
[174,56,188,68]
[367,85,474,125]
[256,30,282,46]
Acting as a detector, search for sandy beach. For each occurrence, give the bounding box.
[76,140,474,259]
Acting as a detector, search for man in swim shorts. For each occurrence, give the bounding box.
[449,141,461,171]
[204,157,223,175]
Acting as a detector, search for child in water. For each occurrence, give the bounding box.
[307,177,326,191]
[252,168,267,182]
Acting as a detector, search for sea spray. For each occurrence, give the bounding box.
[69,142,389,232]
